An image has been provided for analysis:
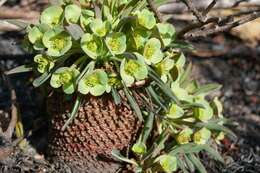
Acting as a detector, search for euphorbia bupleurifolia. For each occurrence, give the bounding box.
[10,0,234,172]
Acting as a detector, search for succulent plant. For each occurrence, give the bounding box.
[11,0,233,172]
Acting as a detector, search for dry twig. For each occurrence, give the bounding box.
[176,0,260,39]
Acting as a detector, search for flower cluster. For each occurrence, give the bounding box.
[26,1,177,96]
[23,0,229,172]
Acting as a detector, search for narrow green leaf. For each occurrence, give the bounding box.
[111,87,121,105]
[115,16,136,31]
[62,94,83,131]
[75,61,95,84]
[187,154,207,173]
[33,72,51,87]
[142,131,169,161]
[5,65,33,75]
[118,0,145,18]
[146,86,167,111]
[142,112,155,143]
[5,19,29,30]
[177,157,189,173]
[170,143,204,155]
[148,67,180,105]
[184,154,195,172]
[203,145,224,163]
[122,81,143,121]
[111,149,138,166]
[193,84,222,96]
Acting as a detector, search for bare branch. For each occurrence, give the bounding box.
[183,11,260,39]
[203,0,218,16]
[175,0,260,39]
[180,0,206,22]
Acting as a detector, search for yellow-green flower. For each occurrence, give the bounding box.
[34,54,54,73]
[157,23,176,47]
[193,127,211,145]
[81,33,103,59]
[136,9,156,30]
[132,142,147,155]
[166,103,184,119]
[120,53,148,87]
[89,19,110,37]
[193,98,214,122]
[40,6,63,27]
[65,4,81,24]
[155,57,174,82]
[176,128,193,144]
[143,38,163,65]
[156,155,178,173]
[50,67,80,94]
[42,27,72,57]
[105,32,126,55]
[78,70,111,96]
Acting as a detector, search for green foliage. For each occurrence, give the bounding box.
[16,1,231,172]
